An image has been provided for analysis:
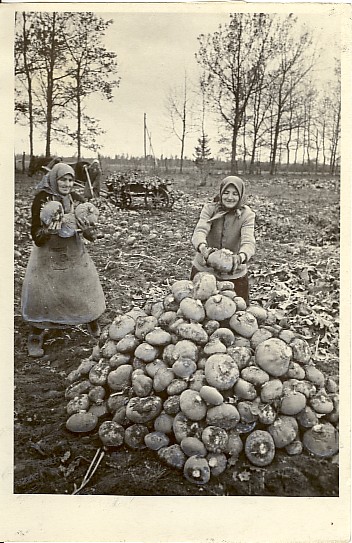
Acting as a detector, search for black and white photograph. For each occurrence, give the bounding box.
[1,1,350,541]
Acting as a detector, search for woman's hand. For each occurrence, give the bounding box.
[231,254,242,272]
[76,216,90,231]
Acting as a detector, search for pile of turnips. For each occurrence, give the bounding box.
[65,271,339,485]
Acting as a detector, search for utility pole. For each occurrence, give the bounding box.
[144,113,147,171]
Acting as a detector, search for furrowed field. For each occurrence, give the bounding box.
[13,170,340,496]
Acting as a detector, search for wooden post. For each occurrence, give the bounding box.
[144,113,147,171]
[22,152,25,173]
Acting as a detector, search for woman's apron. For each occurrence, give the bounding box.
[21,233,106,328]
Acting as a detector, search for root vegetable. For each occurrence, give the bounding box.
[109,315,136,341]
[229,311,259,338]
[193,272,218,301]
[124,424,148,449]
[126,396,162,423]
[88,386,106,403]
[167,379,188,396]
[180,389,207,421]
[310,392,334,414]
[247,305,268,324]
[303,423,339,458]
[285,440,303,455]
[268,415,298,448]
[153,367,175,392]
[65,380,92,400]
[145,328,172,346]
[132,373,153,397]
[89,360,111,386]
[179,297,205,322]
[177,322,208,344]
[158,444,187,469]
[290,337,311,364]
[260,379,283,403]
[66,394,90,415]
[134,342,159,362]
[181,437,207,457]
[115,334,140,353]
[183,456,211,485]
[206,403,240,430]
[237,400,260,423]
[205,294,237,321]
[258,403,277,425]
[226,346,252,371]
[108,365,133,391]
[205,353,239,390]
[245,430,276,466]
[144,432,170,450]
[66,412,98,433]
[207,453,227,476]
[75,202,99,226]
[255,338,292,377]
[173,412,204,443]
[135,316,158,339]
[304,365,325,387]
[225,430,243,457]
[296,406,319,428]
[171,280,194,302]
[202,426,229,453]
[109,353,131,369]
[163,395,181,416]
[99,420,124,447]
[250,328,273,349]
[233,378,257,401]
[172,358,197,378]
[203,338,227,355]
[199,385,224,406]
[154,412,175,434]
[241,366,270,386]
[280,391,307,415]
[210,328,235,347]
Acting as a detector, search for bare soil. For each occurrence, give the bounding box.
[14,170,339,496]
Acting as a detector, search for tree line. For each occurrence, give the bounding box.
[15,12,120,160]
[166,13,340,175]
[15,12,340,175]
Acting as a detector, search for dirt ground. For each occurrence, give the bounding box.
[14,169,339,496]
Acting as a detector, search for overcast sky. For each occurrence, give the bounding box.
[14,6,342,160]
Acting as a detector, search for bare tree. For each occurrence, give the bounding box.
[165,72,194,173]
[60,12,120,159]
[196,13,274,174]
[267,16,315,174]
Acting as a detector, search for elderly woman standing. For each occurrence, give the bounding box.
[191,176,256,305]
[21,162,106,357]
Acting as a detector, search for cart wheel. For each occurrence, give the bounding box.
[121,190,132,209]
[108,192,121,208]
[145,188,170,209]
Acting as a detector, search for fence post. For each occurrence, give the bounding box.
[22,152,25,174]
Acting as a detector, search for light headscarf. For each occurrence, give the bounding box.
[36,163,75,213]
[209,176,247,222]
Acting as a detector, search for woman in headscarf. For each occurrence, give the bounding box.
[191,176,256,304]
[21,162,106,357]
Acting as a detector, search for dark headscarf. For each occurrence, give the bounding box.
[35,163,75,213]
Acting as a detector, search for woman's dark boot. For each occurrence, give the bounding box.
[87,319,101,338]
[27,327,45,357]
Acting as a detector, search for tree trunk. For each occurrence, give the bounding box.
[270,112,281,175]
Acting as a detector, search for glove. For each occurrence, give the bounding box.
[198,243,216,261]
[82,226,98,242]
[231,254,242,273]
